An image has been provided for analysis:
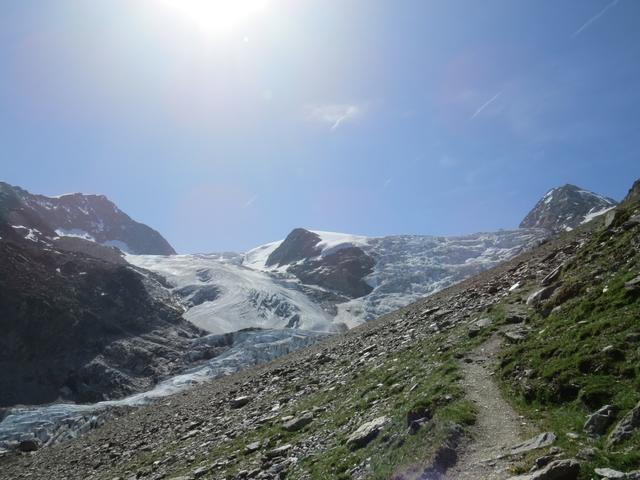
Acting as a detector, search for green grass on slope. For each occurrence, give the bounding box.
[498,203,640,478]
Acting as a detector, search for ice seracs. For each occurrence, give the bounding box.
[126,253,337,334]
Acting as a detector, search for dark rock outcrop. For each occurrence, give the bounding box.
[0,237,199,407]
[266,229,323,267]
[584,405,617,436]
[607,401,640,447]
[623,179,640,204]
[507,459,580,480]
[266,228,375,298]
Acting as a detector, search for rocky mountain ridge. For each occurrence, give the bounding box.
[519,184,617,232]
[0,183,190,407]
[0,182,175,255]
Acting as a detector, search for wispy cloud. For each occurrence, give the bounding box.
[572,0,619,38]
[306,103,362,130]
[469,92,502,120]
[244,194,258,208]
[383,178,392,189]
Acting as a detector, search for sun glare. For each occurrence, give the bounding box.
[161,0,270,36]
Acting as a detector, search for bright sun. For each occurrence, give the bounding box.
[161,0,270,36]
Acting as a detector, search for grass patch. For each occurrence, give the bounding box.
[497,201,640,478]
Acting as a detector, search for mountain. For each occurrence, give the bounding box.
[129,183,621,337]
[247,228,549,324]
[0,233,201,407]
[3,179,637,479]
[0,182,191,407]
[0,182,175,255]
[0,181,624,445]
[520,183,617,232]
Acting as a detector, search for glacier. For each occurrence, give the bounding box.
[129,229,547,333]
[127,253,338,334]
[0,329,328,450]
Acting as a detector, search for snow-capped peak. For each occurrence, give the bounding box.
[310,230,371,256]
[520,184,617,232]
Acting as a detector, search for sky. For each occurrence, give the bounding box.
[1,0,639,253]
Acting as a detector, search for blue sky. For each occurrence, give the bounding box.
[1,0,639,252]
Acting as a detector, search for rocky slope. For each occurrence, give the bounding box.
[519,184,617,232]
[1,179,638,479]
[0,232,202,407]
[0,182,175,255]
[0,183,196,407]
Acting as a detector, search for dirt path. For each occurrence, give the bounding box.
[445,334,528,480]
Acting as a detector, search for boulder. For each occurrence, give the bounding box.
[541,266,562,287]
[244,441,261,454]
[622,215,640,230]
[624,275,640,291]
[527,285,560,307]
[17,439,39,452]
[505,308,528,324]
[407,406,432,433]
[510,432,557,455]
[475,317,493,328]
[604,210,617,228]
[282,412,313,432]
[507,459,579,480]
[584,405,617,436]
[265,444,292,459]
[192,464,213,478]
[594,468,626,479]
[230,396,252,409]
[346,416,389,449]
[468,317,492,337]
[503,329,529,343]
[607,401,640,447]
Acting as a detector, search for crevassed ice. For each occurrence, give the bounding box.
[0,329,328,447]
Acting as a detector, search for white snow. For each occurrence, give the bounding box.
[243,240,283,270]
[126,254,336,334]
[45,193,83,199]
[54,228,95,242]
[11,225,41,242]
[581,206,616,225]
[335,230,545,323]
[576,189,615,204]
[102,239,133,253]
[310,230,371,255]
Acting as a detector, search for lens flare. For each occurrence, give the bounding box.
[161,0,270,36]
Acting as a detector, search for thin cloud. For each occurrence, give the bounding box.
[470,92,502,120]
[306,104,362,130]
[244,194,258,208]
[572,0,619,38]
[383,178,392,189]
